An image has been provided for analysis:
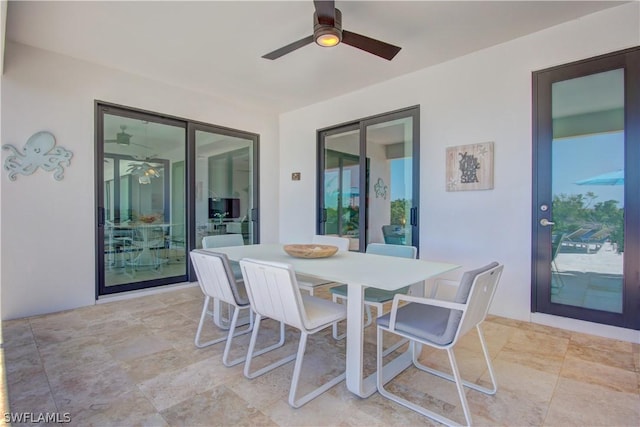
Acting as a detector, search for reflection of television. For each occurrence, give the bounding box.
[209,197,241,219]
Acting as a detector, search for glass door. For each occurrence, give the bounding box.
[191,124,259,250]
[97,107,187,295]
[320,125,361,251]
[532,47,640,329]
[318,106,419,251]
[363,112,418,250]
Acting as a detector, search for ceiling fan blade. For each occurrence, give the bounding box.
[262,35,314,60]
[313,0,335,26]
[342,30,401,61]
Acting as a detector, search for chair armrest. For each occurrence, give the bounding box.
[388,293,466,331]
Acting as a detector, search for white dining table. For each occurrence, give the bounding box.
[207,243,459,398]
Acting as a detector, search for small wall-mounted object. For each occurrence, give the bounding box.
[2,131,73,181]
[374,177,388,199]
[291,172,301,181]
[446,141,494,191]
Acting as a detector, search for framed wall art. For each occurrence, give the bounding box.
[446,142,494,191]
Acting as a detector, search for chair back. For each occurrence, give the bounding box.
[240,258,307,330]
[382,225,406,245]
[311,235,350,251]
[453,263,503,341]
[190,249,248,306]
[202,233,245,249]
[366,243,417,259]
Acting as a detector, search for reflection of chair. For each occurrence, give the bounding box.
[239,258,347,408]
[551,233,566,292]
[382,225,405,245]
[376,262,503,426]
[202,233,245,249]
[329,243,417,341]
[296,235,350,296]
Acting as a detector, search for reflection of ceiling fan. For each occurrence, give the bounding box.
[127,162,163,184]
[105,125,153,149]
[262,0,401,61]
[105,125,133,145]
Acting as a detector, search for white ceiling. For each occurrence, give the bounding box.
[5,1,626,114]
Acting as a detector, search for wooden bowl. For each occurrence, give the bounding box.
[283,244,338,259]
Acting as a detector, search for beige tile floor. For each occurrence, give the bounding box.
[1,285,639,426]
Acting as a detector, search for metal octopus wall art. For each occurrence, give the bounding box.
[2,131,73,181]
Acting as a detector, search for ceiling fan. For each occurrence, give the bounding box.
[105,125,133,145]
[262,0,401,61]
[127,161,163,184]
[105,124,154,150]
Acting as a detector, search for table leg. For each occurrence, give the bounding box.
[345,282,417,398]
[345,282,376,397]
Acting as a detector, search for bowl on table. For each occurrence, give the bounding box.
[283,244,338,259]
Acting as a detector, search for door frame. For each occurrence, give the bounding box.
[531,47,640,329]
[317,105,420,252]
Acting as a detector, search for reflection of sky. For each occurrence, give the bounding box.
[391,158,412,200]
[552,132,624,207]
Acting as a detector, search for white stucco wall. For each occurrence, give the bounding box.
[278,3,640,341]
[1,42,279,320]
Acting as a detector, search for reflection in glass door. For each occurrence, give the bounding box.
[98,108,187,294]
[321,126,361,251]
[193,125,258,249]
[533,47,640,329]
[318,106,419,251]
[364,115,416,249]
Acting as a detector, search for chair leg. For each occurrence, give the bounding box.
[363,304,374,328]
[244,315,293,379]
[377,329,461,427]
[288,331,346,408]
[378,325,496,427]
[332,294,347,340]
[412,325,497,395]
[222,306,255,367]
[195,296,227,348]
[447,347,473,426]
[213,298,233,330]
[195,297,254,349]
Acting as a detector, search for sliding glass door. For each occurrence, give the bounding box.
[192,124,259,249]
[96,103,260,296]
[318,106,420,251]
[97,107,187,294]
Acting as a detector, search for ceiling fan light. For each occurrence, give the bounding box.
[316,32,340,47]
[314,26,342,47]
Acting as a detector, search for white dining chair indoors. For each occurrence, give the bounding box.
[329,243,417,342]
[201,233,245,328]
[296,235,350,296]
[190,250,285,366]
[239,258,347,408]
[376,262,503,427]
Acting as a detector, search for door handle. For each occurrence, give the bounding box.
[540,218,555,227]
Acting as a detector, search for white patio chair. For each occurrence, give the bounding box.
[201,233,245,328]
[296,235,350,295]
[239,258,347,408]
[202,233,245,249]
[190,250,285,366]
[376,262,503,426]
[330,243,417,342]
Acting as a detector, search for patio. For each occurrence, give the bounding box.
[2,285,639,426]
